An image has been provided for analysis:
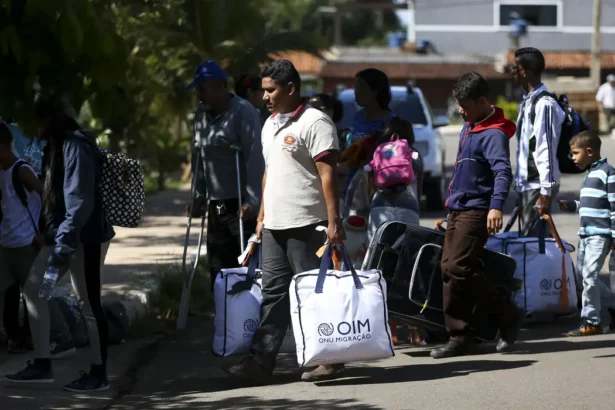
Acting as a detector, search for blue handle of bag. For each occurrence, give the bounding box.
[315,244,364,294]
[247,244,260,278]
[538,218,546,254]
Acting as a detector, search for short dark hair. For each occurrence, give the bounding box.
[309,93,343,122]
[570,130,601,152]
[515,47,546,75]
[356,68,392,111]
[235,74,262,98]
[0,122,12,146]
[383,116,415,146]
[261,59,301,91]
[452,72,490,102]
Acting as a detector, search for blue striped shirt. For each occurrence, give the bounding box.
[568,158,615,238]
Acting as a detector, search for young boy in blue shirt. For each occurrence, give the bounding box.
[559,131,615,336]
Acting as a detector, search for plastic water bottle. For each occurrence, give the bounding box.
[39,267,59,300]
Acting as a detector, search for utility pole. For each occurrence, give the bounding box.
[407,0,416,44]
[590,0,602,89]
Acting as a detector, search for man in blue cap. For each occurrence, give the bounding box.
[187,60,265,284]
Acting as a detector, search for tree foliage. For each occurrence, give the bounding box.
[0,0,127,133]
[0,0,396,191]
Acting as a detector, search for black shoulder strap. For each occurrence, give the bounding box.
[529,91,557,124]
[12,160,39,233]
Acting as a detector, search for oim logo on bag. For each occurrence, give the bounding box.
[317,319,371,343]
[540,277,572,296]
[243,319,258,338]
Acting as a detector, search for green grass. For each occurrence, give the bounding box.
[119,259,213,341]
[144,174,159,195]
[152,258,213,322]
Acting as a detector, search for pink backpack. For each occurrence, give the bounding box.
[368,134,415,190]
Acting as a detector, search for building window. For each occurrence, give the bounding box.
[499,4,558,27]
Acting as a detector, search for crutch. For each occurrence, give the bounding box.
[230,144,246,254]
[177,144,207,330]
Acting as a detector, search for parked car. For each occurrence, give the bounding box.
[336,84,449,210]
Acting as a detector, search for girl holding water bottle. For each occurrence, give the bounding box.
[5,94,115,392]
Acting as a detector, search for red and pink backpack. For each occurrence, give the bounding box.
[368,134,415,190]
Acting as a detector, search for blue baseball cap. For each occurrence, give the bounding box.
[186,60,227,89]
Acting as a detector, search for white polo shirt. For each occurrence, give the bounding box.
[596,82,615,109]
[262,104,338,230]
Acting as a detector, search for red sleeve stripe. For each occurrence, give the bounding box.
[313,149,338,162]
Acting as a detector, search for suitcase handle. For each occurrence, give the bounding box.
[408,243,443,312]
[315,244,364,294]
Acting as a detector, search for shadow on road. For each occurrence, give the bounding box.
[111,394,383,410]
[506,339,615,355]
[314,359,536,387]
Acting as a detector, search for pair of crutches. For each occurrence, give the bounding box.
[176,144,245,330]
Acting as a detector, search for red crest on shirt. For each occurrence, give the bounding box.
[284,135,296,145]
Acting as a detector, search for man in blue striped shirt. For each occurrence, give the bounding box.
[559,131,615,336]
[512,48,565,236]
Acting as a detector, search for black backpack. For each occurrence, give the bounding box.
[0,160,40,231]
[529,92,590,174]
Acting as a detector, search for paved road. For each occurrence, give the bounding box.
[108,130,615,410]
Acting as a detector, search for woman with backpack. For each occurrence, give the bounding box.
[5,94,115,392]
[367,117,423,242]
[341,68,395,195]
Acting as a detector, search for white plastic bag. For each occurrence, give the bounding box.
[290,244,394,367]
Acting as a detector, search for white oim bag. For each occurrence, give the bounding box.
[290,244,394,367]
[212,246,262,356]
[486,214,577,316]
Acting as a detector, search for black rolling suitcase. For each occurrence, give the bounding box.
[363,221,520,341]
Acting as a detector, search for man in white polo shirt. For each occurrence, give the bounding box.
[596,74,615,135]
[224,60,346,385]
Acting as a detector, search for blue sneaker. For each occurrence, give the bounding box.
[4,360,54,384]
[64,371,109,393]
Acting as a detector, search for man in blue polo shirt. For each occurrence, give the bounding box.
[187,61,265,283]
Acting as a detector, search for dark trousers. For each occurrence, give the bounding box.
[441,210,517,337]
[207,199,256,290]
[605,108,615,133]
[251,222,326,372]
[3,283,24,341]
[82,243,109,367]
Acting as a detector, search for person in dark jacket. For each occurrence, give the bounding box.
[431,73,520,359]
[5,94,115,392]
